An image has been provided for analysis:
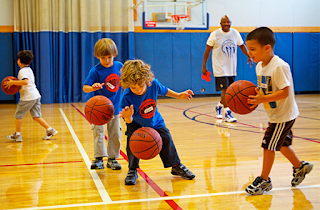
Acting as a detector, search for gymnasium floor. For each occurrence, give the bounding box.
[0,94,319,210]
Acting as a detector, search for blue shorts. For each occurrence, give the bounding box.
[15,98,42,119]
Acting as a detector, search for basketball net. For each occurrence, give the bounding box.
[171,14,189,30]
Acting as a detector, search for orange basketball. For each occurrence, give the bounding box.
[1,76,19,95]
[129,127,162,160]
[84,95,114,125]
[225,80,257,115]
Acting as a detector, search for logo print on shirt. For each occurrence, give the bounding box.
[221,39,236,58]
[257,75,277,109]
[139,99,156,119]
[105,73,120,92]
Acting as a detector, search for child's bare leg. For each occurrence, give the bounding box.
[33,117,50,130]
[261,149,275,180]
[15,119,22,132]
[280,146,301,168]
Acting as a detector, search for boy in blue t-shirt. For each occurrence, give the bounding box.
[83,38,122,170]
[120,59,195,185]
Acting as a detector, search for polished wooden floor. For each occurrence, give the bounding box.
[0,94,319,210]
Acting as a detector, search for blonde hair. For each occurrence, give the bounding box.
[94,38,118,57]
[120,59,155,89]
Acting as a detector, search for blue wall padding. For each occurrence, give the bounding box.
[309,33,320,91]
[0,33,15,101]
[154,33,173,88]
[172,33,192,92]
[190,33,214,94]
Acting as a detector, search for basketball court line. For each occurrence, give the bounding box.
[8,184,320,210]
[59,108,112,203]
[0,160,83,167]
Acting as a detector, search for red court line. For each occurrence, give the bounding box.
[0,160,83,167]
[71,104,182,210]
[161,104,320,144]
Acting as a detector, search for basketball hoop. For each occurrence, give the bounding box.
[171,14,189,30]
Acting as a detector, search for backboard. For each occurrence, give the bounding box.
[143,0,208,30]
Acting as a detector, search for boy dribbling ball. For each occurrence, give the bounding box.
[245,27,313,195]
[120,59,195,185]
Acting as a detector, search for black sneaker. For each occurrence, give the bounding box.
[90,158,104,169]
[171,163,195,180]
[107,158,121,170]
[125,169,138,185]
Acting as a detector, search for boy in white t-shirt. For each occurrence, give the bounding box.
[4,50,58,142]
[245,27,313,195]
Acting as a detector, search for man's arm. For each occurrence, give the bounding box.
[202,45,213,75]
[239,44,253,67]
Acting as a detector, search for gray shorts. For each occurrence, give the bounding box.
[15,98,42,119]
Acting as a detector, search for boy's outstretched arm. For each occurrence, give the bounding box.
[248,86,289,108]
[83,83,104,93]
[166,89,194,101]
[119,104,134,123]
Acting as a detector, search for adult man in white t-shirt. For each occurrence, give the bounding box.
[202,15,252,122]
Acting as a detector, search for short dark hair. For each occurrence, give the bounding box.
[246,27,276,48]
[17,50,34,65]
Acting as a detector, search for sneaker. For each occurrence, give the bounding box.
[225,110,237,122]
[215,105,223,119]
[291,161,313,187]
[6,133,23,142]
[125,169,138,185]
[43,128,58,140]
[245,176,272,195]
[171,163,195,180]
[90,158,104,169]
[107,158,121,170]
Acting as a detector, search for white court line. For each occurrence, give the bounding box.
[58,108,112,203]
[8,184,320,210]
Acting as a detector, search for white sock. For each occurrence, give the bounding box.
[217,102,223,107]
[15,132,21,135]
[47,127,52,131]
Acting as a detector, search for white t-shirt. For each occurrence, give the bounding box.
[256,55,299,123]
[206,28,244,77]
[18,67,41,101]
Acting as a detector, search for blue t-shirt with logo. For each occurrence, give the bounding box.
[120,79,168,129]
[84,61,123,115]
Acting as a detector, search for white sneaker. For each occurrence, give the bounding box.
[43,128,58,140]
[225,110,237,122]
[6,133,23,142]
[215,105,223,119]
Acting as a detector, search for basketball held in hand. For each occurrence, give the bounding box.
[1,76,19,95]
[225,80,257,115]
[130,127,162,160]
[85,95,114,125]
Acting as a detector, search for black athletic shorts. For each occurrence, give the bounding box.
[262,119,295,151]
[215,76,235,91]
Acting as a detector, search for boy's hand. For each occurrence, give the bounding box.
[247,88,262,109]
[119,105,134,122]
[92,83,104,91]
[178,90,194,101]
[4,79,14,88]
